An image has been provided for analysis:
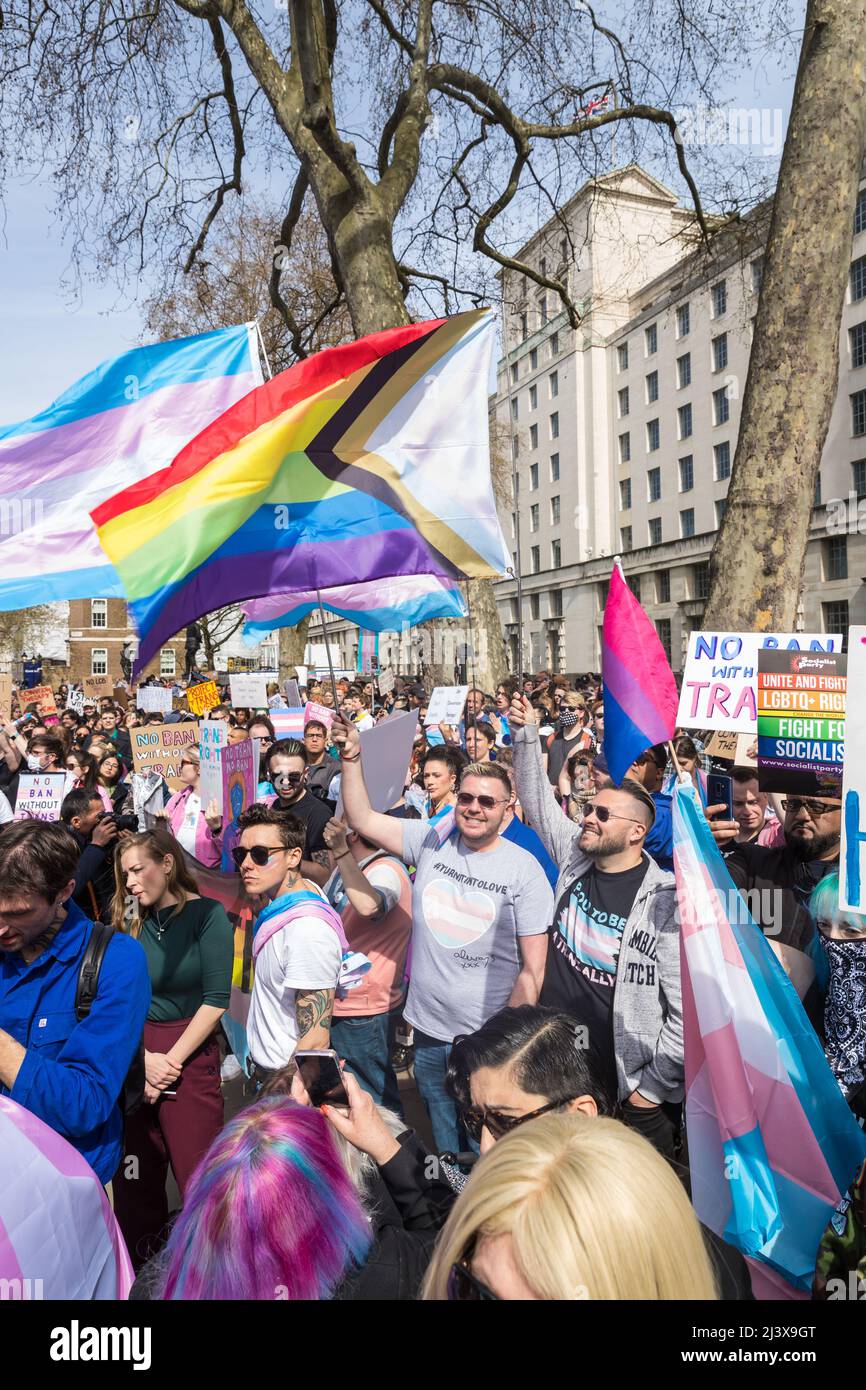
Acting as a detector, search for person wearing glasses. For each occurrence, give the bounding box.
[303,718,340,804]
[160,746,224,868]
[260,739,332,886]
[111,828,232,1269]
[508,692,683,1158]
[249,715,277,795]
[332,714,553,1155]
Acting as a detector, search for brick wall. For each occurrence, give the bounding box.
[67,599,185,683]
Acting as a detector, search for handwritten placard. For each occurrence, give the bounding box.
[83,675,114,700]
[304,701,334,732]
[14,772,67,822]
[424,685,469,727]
[22,685,57,717]
[200,719,229,815]
[130,723,199,790]
[187,680,221,716]
[676,631,842,733]
[229,674,268,708]
[136,686,174,713]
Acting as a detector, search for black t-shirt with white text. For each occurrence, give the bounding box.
[272,788,331,857]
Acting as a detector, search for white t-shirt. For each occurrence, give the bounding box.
[0,790,12,824]
[174,791,201,855]
[247,909,342,1070]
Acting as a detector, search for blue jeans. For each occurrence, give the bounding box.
[330,1007,404,1117]
[412,1028,472,1155]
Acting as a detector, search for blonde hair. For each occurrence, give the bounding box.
[562,692,587,711]
[111,828,200,936]
[422,1114,718,1301]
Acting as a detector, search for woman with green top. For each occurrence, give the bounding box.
[110,828,233,1270]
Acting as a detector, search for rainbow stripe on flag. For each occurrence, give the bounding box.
[673,781,866,1296]
[0,324,261,608]
[601,560,678,785]
[92,310,507,672]
[243,573,467,645]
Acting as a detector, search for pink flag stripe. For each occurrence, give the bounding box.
[601,644,675,744]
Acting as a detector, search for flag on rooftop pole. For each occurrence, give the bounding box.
[0,324,261,609]
[601,558,679,785]
[673,781,866,1297]
[91,309,509,674]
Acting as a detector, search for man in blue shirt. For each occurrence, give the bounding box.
[0,820,150,1184]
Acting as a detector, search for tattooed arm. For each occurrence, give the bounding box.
[294,987,335,1052]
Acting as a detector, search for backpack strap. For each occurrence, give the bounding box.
[75,922,114,1021]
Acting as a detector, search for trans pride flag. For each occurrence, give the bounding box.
[0,1096,133,1299]
[673,781,866,1296]
[0,324,261,608]
[601,560,678,785]
[242,573,467,645]
[92,310,509,672]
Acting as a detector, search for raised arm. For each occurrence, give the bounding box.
[330,714,405,860]
[509,695,582,868]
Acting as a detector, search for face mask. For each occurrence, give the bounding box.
[27,754,44,772]
[559,710,580,730]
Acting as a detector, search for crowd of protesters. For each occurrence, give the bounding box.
[0,661,863,1301]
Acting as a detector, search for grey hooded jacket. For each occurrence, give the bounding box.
[512,722,684,1104]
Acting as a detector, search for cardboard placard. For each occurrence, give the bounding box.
[200,719,229,815]
[336,711,419,819]
[136,686,174,713]
[284,679,301,708]
[424,685,469,727]
[377,668,396,697]
[130,723,199,790]
[840,626,866,912]
[66,688,86,715]
[703,729,739,761]
[221,738,259,828]
[186,680,221,716]
[304,701,334,732]
[677,632,843,733]
[22,685,57,717]
[756,649,846,794]
[112,686,130,708]
[0,674,12,720]
[229,673,268,708]
[83,675,114,700]
[14,772,67,822]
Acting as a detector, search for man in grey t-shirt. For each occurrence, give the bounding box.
[332,714,552,1153]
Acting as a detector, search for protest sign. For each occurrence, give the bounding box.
[22,685,57,717]
[284,679,301,708]
[840,627,866,913]
[704,729,739,761]
[14,772,66,822]
[112,686,129,708]
[271,708,306,739]
[424,685,469,727]
[200,719,229,814]
[756,649,846,794]
[736,733,758,768]
[136,686,174,714]
[130,723,199,789]
[336,711,419,819]
[66,687,85,715]
[229,674,268,708]
[221,739,260,867]
[83,675,114,701]
[0,674,12,720]
[186,680,220,716]
[677,632,843,733]
[304,701,334,732]
[377,668,396,697]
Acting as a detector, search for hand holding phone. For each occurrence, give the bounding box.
[294,1049,349,1108]
[707,773,734,821]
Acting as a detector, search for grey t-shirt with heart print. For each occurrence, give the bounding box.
[400,822,554,1041]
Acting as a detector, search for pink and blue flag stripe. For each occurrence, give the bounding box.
[601,561,678,785]
[242,573,467,644]
[673,781,866,1296]
[0,323,261,608]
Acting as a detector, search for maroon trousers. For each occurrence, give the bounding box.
[113,1018,224,1270]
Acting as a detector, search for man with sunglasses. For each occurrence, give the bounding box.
[261,739,332,887]
[509,693,683,1158]
[333,714,553,1154]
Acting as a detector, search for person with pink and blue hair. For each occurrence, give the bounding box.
[152,1097,373,1300]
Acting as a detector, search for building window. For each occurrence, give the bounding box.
[856,191,866,236]
[716,499,728,526]
[160,648,177,677]
[648,466,661,502]
[550,332,560,357]
[823,600,849,637]
[680,508,695,539]
[618,386,630,418]
[657,569,671,603]
[549,371,559,399]
[852,388,866,436]
[511,397,518,422]
[91,599,108,629]
[627,574,641,601]
[851,321,866,370]
[711,280,727,317]
[550,495,560,525]
[713,386,730,426]
[693,560,710,598]
[679,455,694,491]
[618,343,629,372]
[677,303,690,337]
[621,526,633,552]
[538,293,548,327]
[530,593,540,619]
[550,452,560,482]
[825,535,848,580]
[852,256,866,303]
[677,353,691,389]
[530,347,538,370]
[620,478,632,510]
[91,648,108,676]
[550,589,563,617]
[645,323,658,355]
[815,473,822,506]
[550,412,560,439]
[619,432,631,463]
[512,437,519,461]
[648,516,663,546]
[529,423,539,449]
[712,333,728,372]
[647,419,660,452]
[530,503,539,532]
[530,463,539,490]
[678,403,693,440]
[520,312,528,341]
[646,370,659,404]
[530,545,540,573]
[510,362,518,385]
[655,618,672,662]
[551,539,561,568]
[511,512,516,538]
[714,440,731,479]
[751,259,764,293]
[529,384,537,410]
[853,459,866,496]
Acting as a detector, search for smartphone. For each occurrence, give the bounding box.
[707,773,734,821]
[294,1049,350,1108]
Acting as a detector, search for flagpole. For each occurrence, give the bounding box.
[316,589,341,710]
[500,295,525,681]
[254,318,274,381]
[464,579,478,697]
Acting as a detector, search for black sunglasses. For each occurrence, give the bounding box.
[581,800,644,826]
[456,791,509,811]
[272,770,303,785]
[447,1260,498,1302]
[460,1096,577,1143]
[230,845,289,867]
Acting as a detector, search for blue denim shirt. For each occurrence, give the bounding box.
[0,900,151,1183]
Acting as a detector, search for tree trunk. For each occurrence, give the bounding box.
[703,0,866,630]
[278,619,311,681]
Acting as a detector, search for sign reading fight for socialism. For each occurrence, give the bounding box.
[14,772,66,822]
[199,719,228,815]
[424,685,469,727]
[676,632,843,733]
[229,674,268,708]
[130,723,198,790]
[840,627,866,913]
[756,649,846,794]
[186,680,220,716]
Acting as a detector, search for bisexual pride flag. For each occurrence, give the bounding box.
[673,781,866,1295]
[0,324,261,608]
[601,560,678,785]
